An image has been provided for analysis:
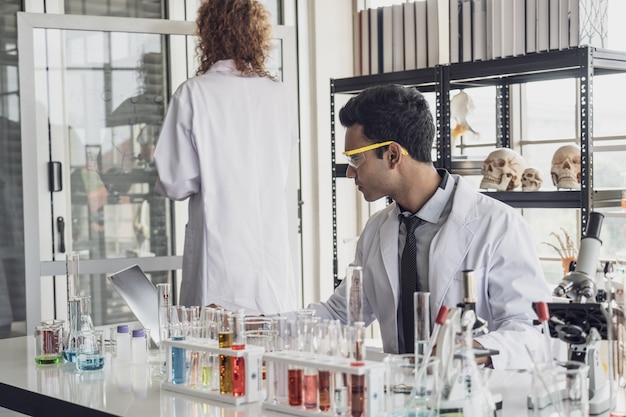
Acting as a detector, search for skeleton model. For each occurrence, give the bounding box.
[521,167,543,191]
[551,144,581,190]
[451,90,479,141]
[479,148,527,191]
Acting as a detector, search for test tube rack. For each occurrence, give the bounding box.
[161,338,265,405]
[262,350,385,417]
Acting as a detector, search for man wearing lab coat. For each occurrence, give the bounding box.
[307,84,552,370]
[154,0,298,314]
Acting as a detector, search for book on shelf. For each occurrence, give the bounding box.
[526,0,537,53]
[461,0,472,62]
[490,0,502,59]
[513,0,525,56]
[416,0,428,69]
[359,10,370,76]
[369,7,381,75]
[354,11,361,75]
[427,0,450,67]
[403,2,417,70]
[569,0,579,47]
[548,0,559,50]
[485,0,493,60]
[392,4,405,72]
[473,0,487,61]
[449,0,460,64]
[536,0,549,51]
[382,5,393,73]
[501,0,515,57]
[558,0,569,50]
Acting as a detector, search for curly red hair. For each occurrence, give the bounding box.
[195,0,274,79]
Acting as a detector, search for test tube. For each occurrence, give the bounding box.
[231,309,246,397]
[286,319,303,406]
[316,321,332,412]
[303,318,319,409]
[169,306,186,385]
[218,310,233,394]
[350,322,366,417]
[273,316,289,404]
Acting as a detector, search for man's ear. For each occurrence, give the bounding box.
[388,143,404,165]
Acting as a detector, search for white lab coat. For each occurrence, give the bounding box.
[309,175,552,370]
[154,60,299,314]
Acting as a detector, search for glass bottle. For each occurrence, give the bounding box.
[346,265,364,325]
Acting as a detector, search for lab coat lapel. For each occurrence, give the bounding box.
[428,177,478,319]
[379,206,400,304]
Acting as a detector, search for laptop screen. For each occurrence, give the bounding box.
[108,264,160,345]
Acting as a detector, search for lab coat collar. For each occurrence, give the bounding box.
[396,169,453,224]
[207,59,245,76]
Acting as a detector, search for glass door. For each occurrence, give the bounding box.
[18,12,300,331]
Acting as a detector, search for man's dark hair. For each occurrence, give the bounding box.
[338,84,435,162]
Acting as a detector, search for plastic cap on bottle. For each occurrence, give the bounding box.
[132,329,145,338]
[117,324,130,333]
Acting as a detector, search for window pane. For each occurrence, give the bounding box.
[524,208,579,286]
[525,79,576,141]
[0,0,24,338]
[64,0,165,18]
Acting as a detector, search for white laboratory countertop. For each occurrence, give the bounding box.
[0,335,614,417]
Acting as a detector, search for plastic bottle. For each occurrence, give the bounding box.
[116,324,131,362]
[132,329,147,364]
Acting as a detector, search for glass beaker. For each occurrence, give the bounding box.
[530,361,589,417]
[76,329,105,371]
[34,321,64,365]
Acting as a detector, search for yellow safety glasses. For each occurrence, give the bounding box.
[343,141,408,168]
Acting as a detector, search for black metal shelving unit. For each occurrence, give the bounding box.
[330,46,626,287]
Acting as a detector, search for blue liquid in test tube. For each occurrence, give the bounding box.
[171,336,186,384]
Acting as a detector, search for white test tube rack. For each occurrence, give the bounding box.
[161,338,265,405]
[262,350,385,417]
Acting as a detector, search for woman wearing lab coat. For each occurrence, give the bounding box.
[154,0,299,314]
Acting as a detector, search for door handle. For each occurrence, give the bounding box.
[48,161,62,192]
[57,216,66,253]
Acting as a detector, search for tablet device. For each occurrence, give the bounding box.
[108,264,160,345]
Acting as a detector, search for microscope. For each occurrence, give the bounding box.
[542,211,613,415]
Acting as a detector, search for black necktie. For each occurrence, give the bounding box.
[401,215,420,353]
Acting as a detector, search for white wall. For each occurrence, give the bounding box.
[298,0,356,307]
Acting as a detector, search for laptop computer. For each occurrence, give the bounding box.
[108,264,161,345]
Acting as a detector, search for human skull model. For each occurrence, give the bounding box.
[551,144,581,190]
[480,148,527,191]
[521,167,543,191]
